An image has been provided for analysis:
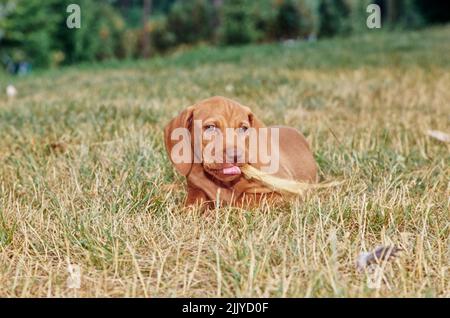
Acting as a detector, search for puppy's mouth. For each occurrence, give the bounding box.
[222,165,241,175]
[205,164,243,176]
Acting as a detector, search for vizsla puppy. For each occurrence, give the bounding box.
[164,96,317,208]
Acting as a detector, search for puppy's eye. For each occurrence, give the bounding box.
[205,125,217,132]
[238,126,249,134]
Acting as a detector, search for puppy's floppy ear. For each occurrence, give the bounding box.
[164,106,195,176]
[243,106,265,128]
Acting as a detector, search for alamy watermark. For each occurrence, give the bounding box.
[367,4,382,29]
[66,4,81,29]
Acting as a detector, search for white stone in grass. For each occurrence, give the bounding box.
[427,130,450,143]
[6,84,17,98]
[225,84,234,93]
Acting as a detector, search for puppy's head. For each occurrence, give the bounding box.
[164,96,264,182]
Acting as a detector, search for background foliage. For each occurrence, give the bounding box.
[0,0,449,70]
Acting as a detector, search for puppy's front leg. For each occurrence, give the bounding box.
[185,185,211,208]
[186,164,235,205]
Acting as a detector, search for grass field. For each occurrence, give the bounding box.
[0,26,449,297]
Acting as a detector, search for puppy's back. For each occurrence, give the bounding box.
[271,126,318,183]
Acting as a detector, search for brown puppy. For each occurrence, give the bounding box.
[164,96,317,208]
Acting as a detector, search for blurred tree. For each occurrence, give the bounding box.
[401,0,424,28]
[346,0,372,33]
[374,0,423,28]
[296,0,315,37]
[416,0,450,23]
[415,0,450,24]
[0,0,60,68]
[150,16,176,52]
[141,0,152,58]
[219,0,264,44]
[211,0,223,30]
[318,0,352,37]
[153,0,177,14]
[274,0,315,39]
[386,0,398,24]
[276,0,301,39]
[244,0,277,42]
[118,0,131,12]
[167,0,215,44]
[55,0,126,63]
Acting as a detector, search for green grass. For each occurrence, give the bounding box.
[0,26,449,297]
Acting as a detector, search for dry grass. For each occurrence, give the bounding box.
[0,27,449,297]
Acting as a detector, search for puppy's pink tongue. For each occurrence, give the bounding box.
[223,166,241,175]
